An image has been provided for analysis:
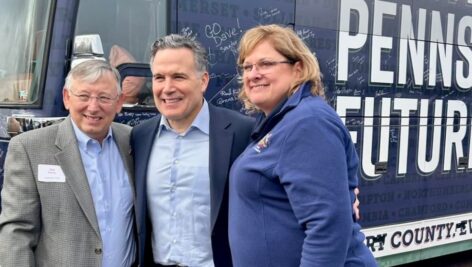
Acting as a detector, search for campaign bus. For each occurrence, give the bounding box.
[1,0,472,265]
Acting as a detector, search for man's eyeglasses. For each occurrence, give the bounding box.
[238,60,295,75]
[68,89,119,105]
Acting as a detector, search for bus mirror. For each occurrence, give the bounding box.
[71,34,105,68]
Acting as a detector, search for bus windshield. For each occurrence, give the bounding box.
[75,0,168,107]
[0,0,51,104]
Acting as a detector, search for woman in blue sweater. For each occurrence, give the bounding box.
[228,24,377,267]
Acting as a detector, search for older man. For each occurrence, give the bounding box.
[0,60,136,266]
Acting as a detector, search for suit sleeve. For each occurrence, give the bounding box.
[0,137,40,266]
[274,116,353,267]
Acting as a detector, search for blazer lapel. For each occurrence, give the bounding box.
[135,116,161,181]
[209,106,233,230]
[54,117,101,238]
[112,124,134,189]
[134,116,161,236]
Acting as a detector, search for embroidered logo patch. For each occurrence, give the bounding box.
[253,133,272,153]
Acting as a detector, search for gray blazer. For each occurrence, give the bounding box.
[0,117,135,267]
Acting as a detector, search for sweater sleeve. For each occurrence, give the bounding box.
[274,115,354,267]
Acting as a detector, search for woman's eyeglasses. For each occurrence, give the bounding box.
[238,60,295,75]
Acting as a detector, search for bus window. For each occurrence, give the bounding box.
[75,0,168,107]
[0,0,51,104]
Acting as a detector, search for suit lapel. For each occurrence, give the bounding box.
[209,106,233,230]
[136,116,161,179]
[54,117,101,238]
[112,124,134,190]
[134,116,161,236]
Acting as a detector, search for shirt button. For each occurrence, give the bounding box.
[95,248,102,254]
[172,212,176,217]
[172,239,177,244]
[174,160,179,164]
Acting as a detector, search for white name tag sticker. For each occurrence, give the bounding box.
[38,164,66,182]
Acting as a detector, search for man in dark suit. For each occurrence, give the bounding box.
[131,35,254,267]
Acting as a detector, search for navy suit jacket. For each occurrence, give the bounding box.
[131,104,254,266]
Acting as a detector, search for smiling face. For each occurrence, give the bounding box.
[151,47,209,132]
[63,72,124,142]
[242,40,301,115]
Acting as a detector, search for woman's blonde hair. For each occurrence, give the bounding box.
[237,24,324,112]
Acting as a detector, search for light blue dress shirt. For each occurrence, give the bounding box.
[72,121,136,267]
[147,101,213,267]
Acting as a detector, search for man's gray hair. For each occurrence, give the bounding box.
[150,34,208,74]
[64,59,122,94]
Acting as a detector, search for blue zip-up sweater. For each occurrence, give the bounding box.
[228,82,377,267]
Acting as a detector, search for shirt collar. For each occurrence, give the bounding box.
[71,118,113,150]
[251,82,312,141]
[159,99,210,135]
